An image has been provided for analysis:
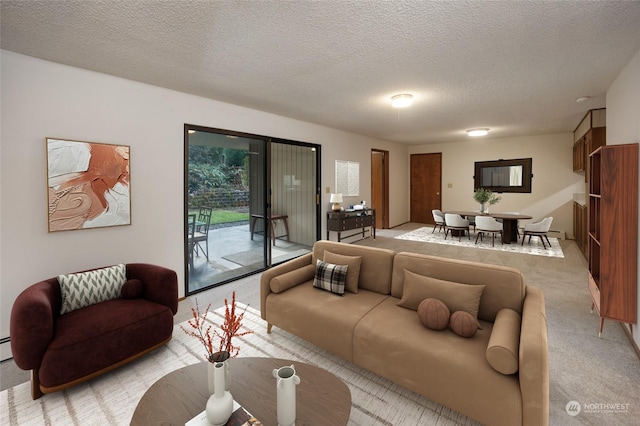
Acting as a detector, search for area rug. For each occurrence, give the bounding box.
[223,248,309,267]
[396,226,564,258]
[0,304,478,426]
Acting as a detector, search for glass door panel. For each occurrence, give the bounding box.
[185,126,319,295]
[186,127,268,294]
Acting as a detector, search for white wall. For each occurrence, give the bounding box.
[408,133,583,237]
[606,47,640,350]
[0,50,409,359]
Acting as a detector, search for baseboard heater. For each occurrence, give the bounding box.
[547,230,565,240]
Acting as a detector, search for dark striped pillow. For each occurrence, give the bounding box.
[313,259,348,296]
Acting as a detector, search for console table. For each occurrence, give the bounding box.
[326,209,376,242]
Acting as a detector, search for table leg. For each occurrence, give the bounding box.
[502,219,519,244]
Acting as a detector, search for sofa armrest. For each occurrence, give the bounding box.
[126,263,178,315]
[10,281,58,370]
[519,286,549,426]
[260,252,313,319]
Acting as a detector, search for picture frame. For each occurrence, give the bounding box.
[46,137,131,232]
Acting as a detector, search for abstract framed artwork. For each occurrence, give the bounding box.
[46,138,131,232]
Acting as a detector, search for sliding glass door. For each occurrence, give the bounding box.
[185,125,319,295]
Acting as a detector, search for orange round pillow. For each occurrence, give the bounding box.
[450,311,478,338]
[417,298,450,330]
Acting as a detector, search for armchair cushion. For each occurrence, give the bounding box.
[58,264,126,314]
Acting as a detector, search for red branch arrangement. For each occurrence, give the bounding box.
[180,292,252,362]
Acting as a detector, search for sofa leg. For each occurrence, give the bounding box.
[31,369,43,400]
[267,323,273,334]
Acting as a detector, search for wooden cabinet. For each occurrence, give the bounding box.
[573,108,606,178]
[573,201,587,256]
[327,209,376,242]
[588,144,638,336]
[573,138,585,172]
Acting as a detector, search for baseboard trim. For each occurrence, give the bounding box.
[620,323,640,361]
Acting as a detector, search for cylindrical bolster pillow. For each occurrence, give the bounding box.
[486,308,521,374]
[270,264,316,293]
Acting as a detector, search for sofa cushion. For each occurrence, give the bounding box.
[323,251,361,293]
[352,297,522,426]
[312,241,395,294]
[486,308,521,374]
[417,298,450,330]
[270,264,316,294]
[450,311,478,338]
[398,270,484,327]
[265,284,389,362]
[391,252,526,322]
[313,260,347,296]
[58,264,126,314]
[121,279,143,299]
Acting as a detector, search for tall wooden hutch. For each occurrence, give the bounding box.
[588,143,638,336]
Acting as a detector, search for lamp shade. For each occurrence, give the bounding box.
[330,193,343,203]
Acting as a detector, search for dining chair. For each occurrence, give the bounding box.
[444,213,470,241]
[431,209,446,233]
[474,216,503,247]
[521,217,553,249]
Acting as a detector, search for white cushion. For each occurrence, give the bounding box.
[59,264,126,314]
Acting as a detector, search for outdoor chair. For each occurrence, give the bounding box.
[193,207,212,260]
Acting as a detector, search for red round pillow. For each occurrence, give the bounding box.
[449,311,478,338]
[417,298,450,330]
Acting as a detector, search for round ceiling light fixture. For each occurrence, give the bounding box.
[467,128,490,137]
[391,94,413,108]
[576,96,591,103]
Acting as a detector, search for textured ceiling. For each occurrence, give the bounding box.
[2,0,640,144]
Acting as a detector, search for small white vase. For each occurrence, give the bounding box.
[273,365,300,426]
[206,362,233,426]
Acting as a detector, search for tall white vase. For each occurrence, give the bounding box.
[272,365,301,426]
[206,362,233,426]
[207,352,230,394]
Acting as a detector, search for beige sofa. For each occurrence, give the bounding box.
[260,241,548,426]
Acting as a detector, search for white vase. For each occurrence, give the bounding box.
[207,352,230,394]
[206,362,233,426]
[272,365,300,426]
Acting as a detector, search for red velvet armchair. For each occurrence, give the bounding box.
[10,263,178,399]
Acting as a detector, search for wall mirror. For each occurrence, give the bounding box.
[336,160,359,196]
[474,158,532,193]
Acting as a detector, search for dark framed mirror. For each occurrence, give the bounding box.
[474,158,532,193]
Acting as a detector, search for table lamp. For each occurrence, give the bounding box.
[330,193,343,211]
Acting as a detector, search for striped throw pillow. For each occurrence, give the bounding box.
[313,259,348,296]
[58,264,127,314]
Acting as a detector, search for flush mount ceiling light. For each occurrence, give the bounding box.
[391,94,413,108]
[467,128,489,137]
[576,96,591,103]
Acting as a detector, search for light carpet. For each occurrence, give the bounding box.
[396,226,564,258]
[1,304,478,426]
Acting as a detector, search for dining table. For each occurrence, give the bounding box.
[445,211,533,243]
